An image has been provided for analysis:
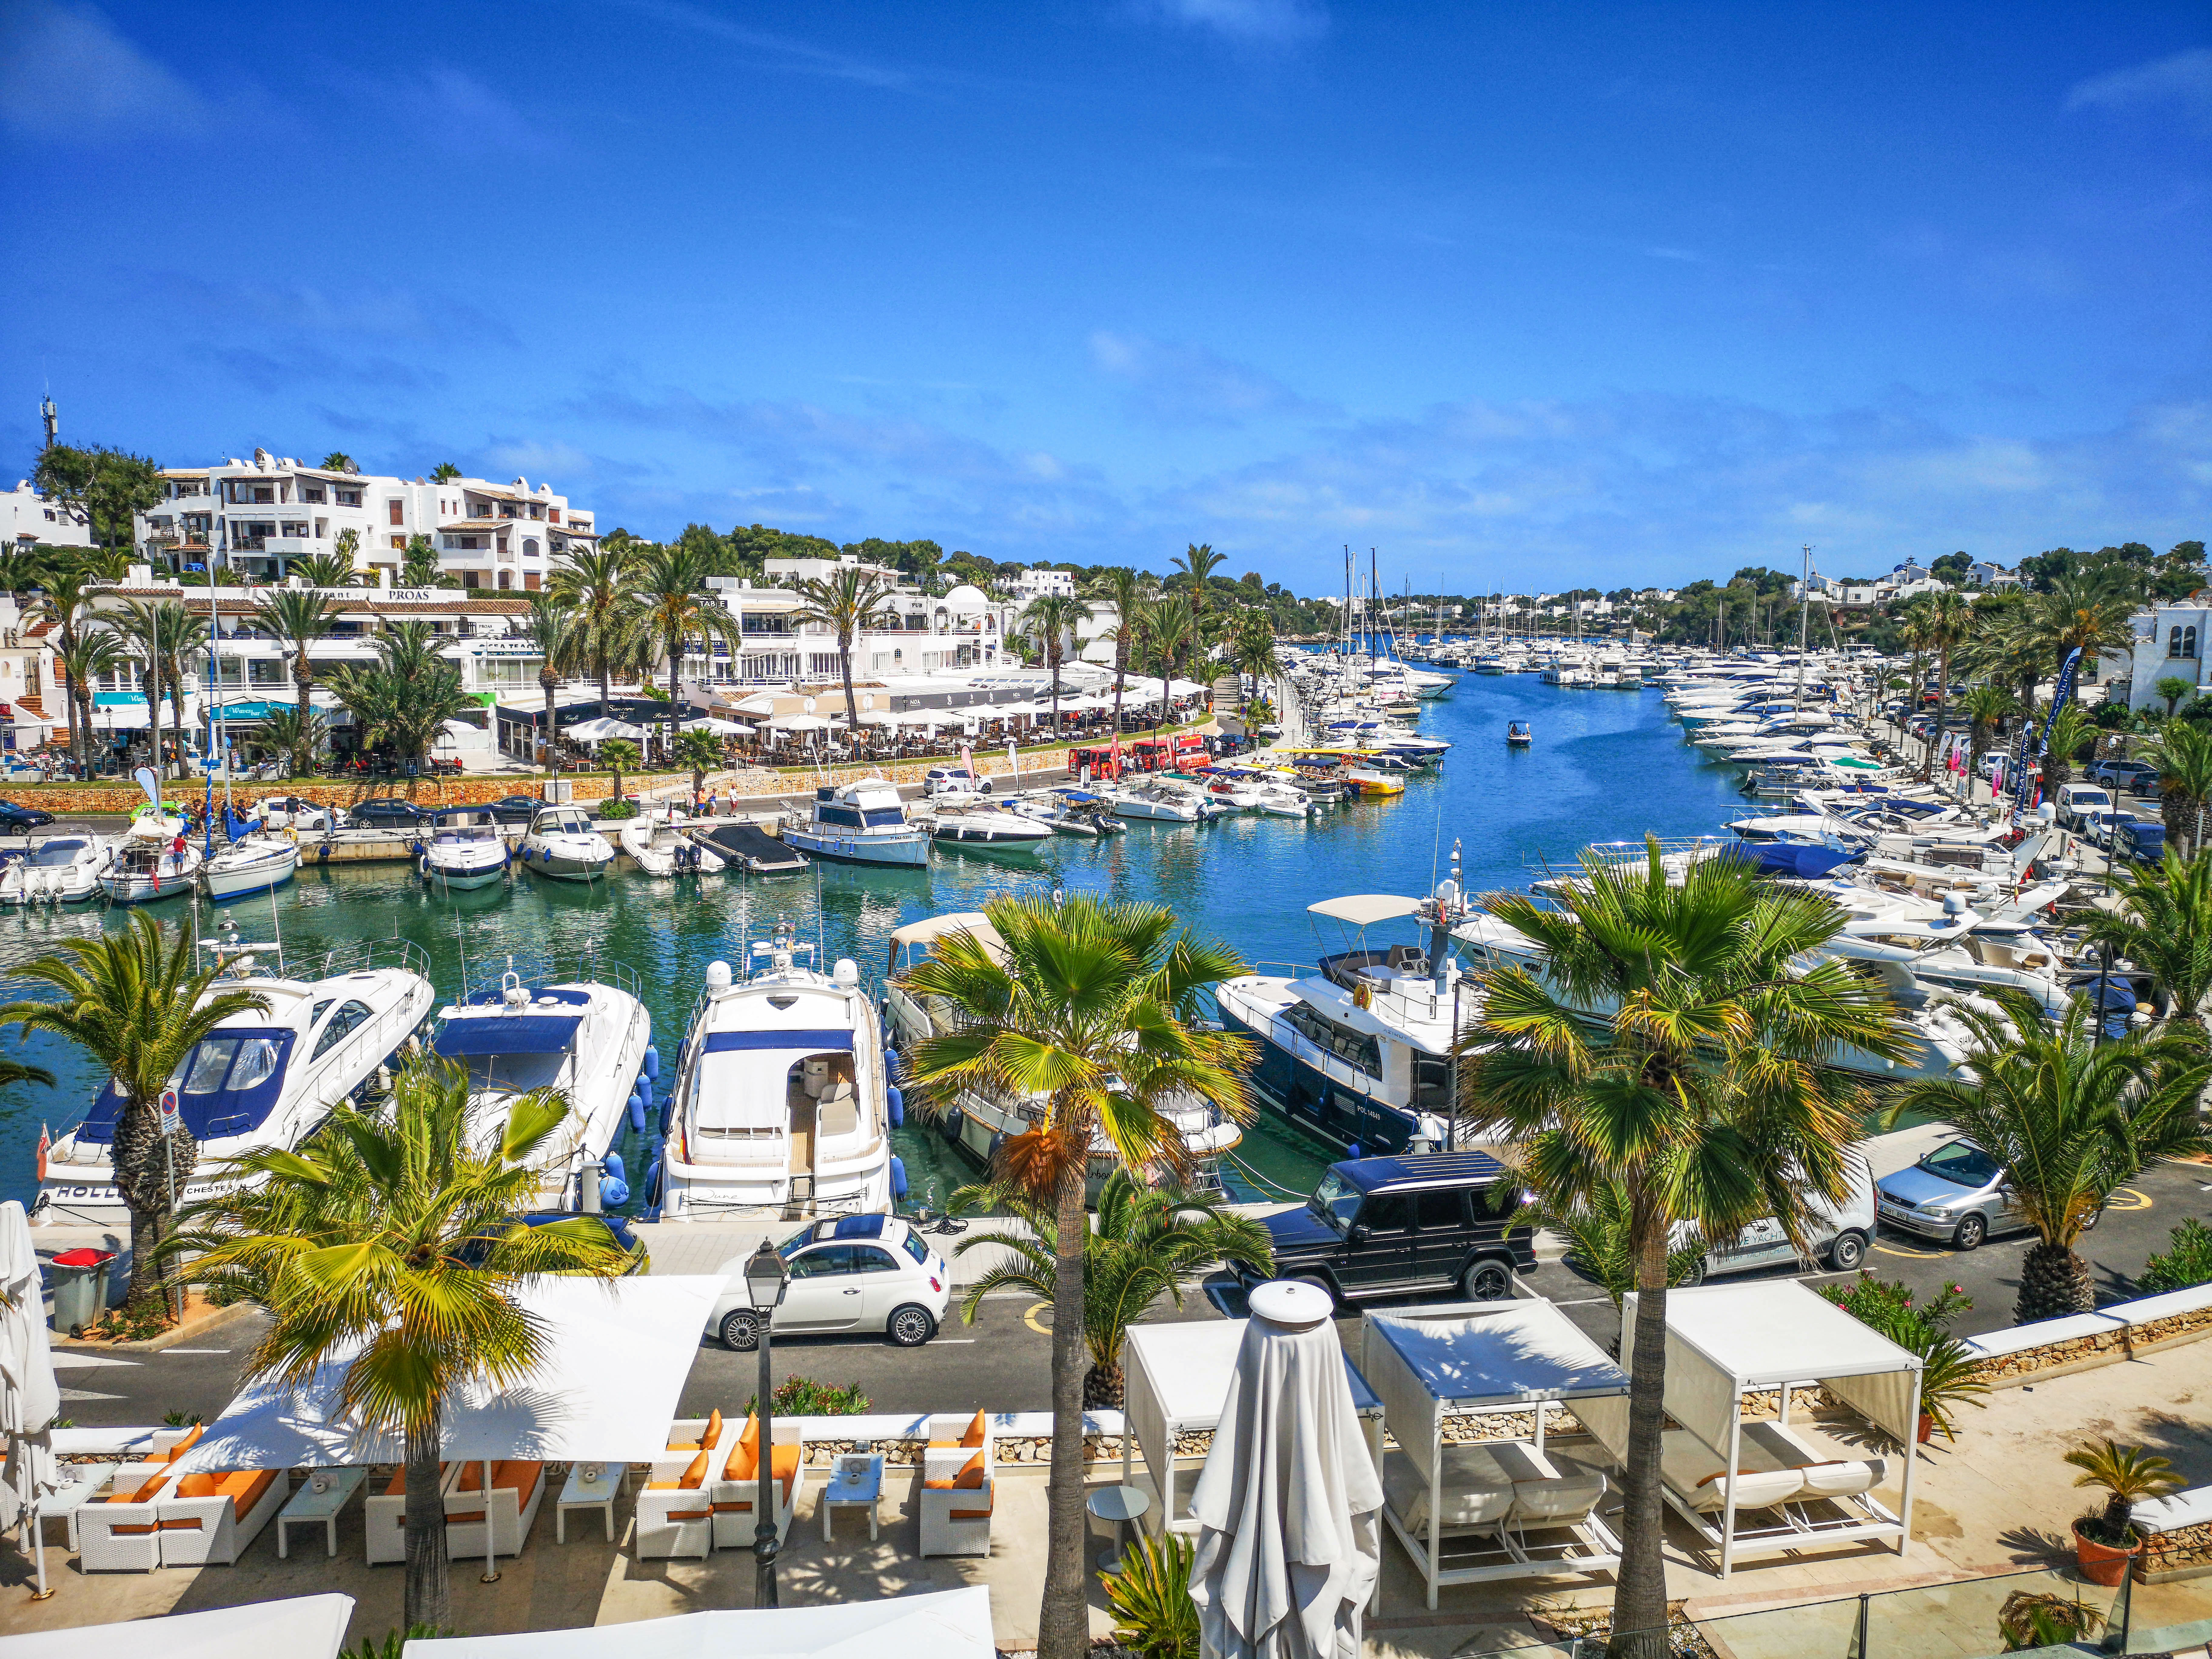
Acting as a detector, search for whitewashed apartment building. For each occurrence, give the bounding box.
[3,481,93,553]
[135,449,598,591]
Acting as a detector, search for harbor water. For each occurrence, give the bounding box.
[0,670,1751,1216]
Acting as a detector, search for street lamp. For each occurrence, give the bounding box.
[743,1238,789,1607]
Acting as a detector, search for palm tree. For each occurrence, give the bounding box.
[630,541,738,760]
[430,462,461,482]
[1457,842,1911,1657]
[896,897,1254,1659]
[1958,683,2013,798]
[548,545,643,714]
[789,565,899,756]
[1535,1186,1707,1330]
[168,1060,639,1629]
[1915,589,1973,782]
[55,632,128,775]
[517,592,581,776]
[0,914,270,1310]
[1228,608,1282,719]
[251,706,327,779]
[2154,675,2195,719]
[672,727,723,802]
[250,588,336,761]
[114,600,211,781]
[2064,1439,2185,1547]
[1022,592,1095,739]
[397,535,457,589]
[1888,991,2212,1322]
[319,452,357,474]
[948,1169,1273,1407]
[0,1057,55,1091]
[2038,702,2098,800]
[32,560,103,769]
[1137,595,1195,738]
[2079,850,2212,1030]
[289,549,359,588]
[1086,567,1151,745]
[598,738,640,807]
[1171,544,1229,709]
[2140,720,2212,857]
[326,623,477,777]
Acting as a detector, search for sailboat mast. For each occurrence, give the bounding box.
[1794,545,1812,710]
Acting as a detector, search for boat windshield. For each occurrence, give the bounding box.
[861,808,906,828]
[26,839,86,866]
[169,1034,285,1095]
[1309,1168,1361,1231]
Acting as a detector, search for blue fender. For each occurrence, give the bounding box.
[626,1093,647,1134]
[658,1094,676,1137]
[883,1044,900,1081]
[635,1076,653,1111]
[604,1150,625,1184]
[601,1176,630,1208]
[889,1155,908,1202]
[886,1084,904,1128]
[642,1045,661,1082]
[943,1107,964,1143]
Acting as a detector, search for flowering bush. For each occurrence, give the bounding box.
[1818,1270,1971,1339]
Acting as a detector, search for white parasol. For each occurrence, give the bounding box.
[0,1199,62,1598]
[565,717,650,744]
[1189,1280,1382,1659]
[681,716,752,736]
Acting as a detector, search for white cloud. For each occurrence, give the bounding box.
[1127,0,1327,47]
[1089,330,1328,425]
[373,67,553,156]
[0,0,205,138]
[2065,48,2212,132]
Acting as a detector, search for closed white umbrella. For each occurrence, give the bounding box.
[768,712,833,732]
[0,1199,61,1599]
[681,716,752,736]
[1189,1281,1382,1659]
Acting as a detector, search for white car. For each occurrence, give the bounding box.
[706,1215,951,1351]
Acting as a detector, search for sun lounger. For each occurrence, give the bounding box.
[445,1461,547,1560]
[920,1409,994,1558]
[76,1462,176,1573]
[709,1414,807,1550]
[1380,1445,1515,1536]
[367,1463,458,1565]
[637,1447,718,1561]
[155,1467,287,1566]
[2137,1485,2212,1536]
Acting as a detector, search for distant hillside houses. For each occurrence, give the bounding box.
[1794,557,2020,605]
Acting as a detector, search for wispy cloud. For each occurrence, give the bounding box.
[1090,330,1329,426]
[615,0,918,88]
[2065,48,2212,132]
[371,67,556,156]
[1126,0,1328,47]
[0,0,207,139]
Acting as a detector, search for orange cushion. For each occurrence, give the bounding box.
[454,1461,546,1504]
[175,1472,222,1499]
[770,1443,799,1494]
[961,1411,987,1449]
[723,1441,758,1483]
[954,1452,987,1490]
[109,1522,160,1535]
[705,1409,724,1447]
[385,1463,448,1497]
[162,1425,203,1463]
[218,1468,280,1515]
[115,1475,167,1505]
[949,1504,993,1520]
[680,1451,709,1491]
[739,1413,760,1451]
[664,1507,712,1522]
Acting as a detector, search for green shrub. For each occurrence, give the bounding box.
[745,1377,870,1416]
[2138,1217,2212,1293]
[1818,1271,1972,1339]
[598,799,639,820]
[1102,1531,1198,1659]
[340,1624,451,1659]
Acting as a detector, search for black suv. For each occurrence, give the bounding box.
[1230,1151,1534,1306]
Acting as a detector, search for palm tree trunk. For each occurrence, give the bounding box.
[402,1408,451,1631]
[1921,643,1952,783]
[1609,1209,1673,1659]
[2016,1241,2094,1324]
[541,672,558,778]
[295,652,313,778]
[1037,1153,1091,1659]
[840,642,861,761]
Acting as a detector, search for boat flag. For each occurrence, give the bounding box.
[35,1122,48,1182]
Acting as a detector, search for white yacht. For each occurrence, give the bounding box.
[783,778,931,866]
[427,958,652,1210]
[656,921,894,1220]
[1006,789,1121,836]
[886,913,1243,1198]
[100,805,202,904]
[418,809,511,890]
[0,835,110,905]
[34,937,437,1227]
[201,834,300,901]
[518,804,615,882]
[1109,779,1205,822]
[1215,891,1472,1157]
[927,803,1054,851]
[618,807,727,876]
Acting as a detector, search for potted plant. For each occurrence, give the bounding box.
[2063,1437,2184,1586]
[1101,1531,1198,1659]
[1995,1590,2104,1652]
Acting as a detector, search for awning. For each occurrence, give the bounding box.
[888,912,1008,961]
[1307,894,1423,926]
[700,1029,854,1053]
[0,1594,355,1659]
[1740,843,1858,880]
[410,1587,995,1659]
[432,1013,583,1058]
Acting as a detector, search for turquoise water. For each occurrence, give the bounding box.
[0,670,1752,1214]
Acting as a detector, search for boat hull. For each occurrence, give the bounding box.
[102,872,198,904]
[203,847,300,900]
[1215,1001,1422,1157]
[419,855,508,890]
[783,828,931,866]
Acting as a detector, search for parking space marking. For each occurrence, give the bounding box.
[1874,1241,1948,1259]
[2106,1186,2153,1212]
[1024,1302,1052,1335]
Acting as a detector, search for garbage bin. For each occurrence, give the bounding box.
[48,1247,114,1336]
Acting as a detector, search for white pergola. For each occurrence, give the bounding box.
[1358,1301,1626,1605]
[410,1586,995,1659]
[1121,1316,1382,1538]
[1595,1281,1921,1577]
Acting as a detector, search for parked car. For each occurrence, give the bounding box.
[347,796,431,831]
[1875,1137,2101,1251]
[1679,1148,1876,1281]
[2085,759,2161,796]
[0,801,56,833]
[484,795,542,824]
[2116,817,2167,862]
[1228,1151,1535,1306]
[2053,782,2115,831]
[705,1214,949,1350]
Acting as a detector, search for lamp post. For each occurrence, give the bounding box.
[743,1239,789,1607]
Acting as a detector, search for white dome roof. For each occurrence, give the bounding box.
[941,584,989,609]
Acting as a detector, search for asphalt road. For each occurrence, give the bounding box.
[54,1157,2209,1428]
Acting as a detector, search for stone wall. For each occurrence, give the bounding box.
[1966,1299,2212,1386]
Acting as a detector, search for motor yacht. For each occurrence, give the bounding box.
[0,834,110,905]
[618,807,727,876]
[200,833,300,901]
[428,956,652,1210]
[417,809,511,890]
[1109,779,1205,822]
[926,803,1054,851]
[1006,789,1122,836]
[34,937,437,1226]
[885,913,1242,1197]
[655,921,894,1221]
[783,778,931,866]
[518,803,615,882]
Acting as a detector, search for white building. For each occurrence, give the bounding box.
[136,449,597,591]
[2,481,92,552]
[762,553,905,589]
[2098,598,2212,712]
[1011,567,1077,599]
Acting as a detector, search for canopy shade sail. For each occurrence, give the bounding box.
[564,717,650,743]
[1307,893,1425,927]
[887,911,1009,964]
[681,716,752,736]
[411,1587,996,1659]
[0,1594,356,1659]
[172,1276,722,1474]
[768,713,834,731]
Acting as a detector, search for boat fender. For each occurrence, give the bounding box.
[601,1173,630,1208]
[635,1076,654,1110]
[943,1107,965,1143]
[890,1155,908,1202]
[626,1093,647,1134]
[986,1130,1004,1168]
[644,1153,663,1207]
[603,1150,625,1185]
[642,1045,660,1082]
[883,1044,900,1080]
[658,1094,676,1137]
[886,1084,904,1127]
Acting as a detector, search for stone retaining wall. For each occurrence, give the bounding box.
[1966,1296,2212,1386]
[2143,1521,2212,1584]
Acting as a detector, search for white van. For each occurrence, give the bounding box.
[2054,782,2114,831]
[1678,1148,1876,1282]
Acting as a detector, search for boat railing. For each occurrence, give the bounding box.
[1527,836,1742,879]
[303,936,434,984]
[453,949,644,1005]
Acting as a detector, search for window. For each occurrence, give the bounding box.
[523,571,540,591]
[2171,626,2200,660]
[850,1245,900,1273]
[789,1245,853,1278]
[391,535,407,550]
[462,570,481,588]
[522,538,538,557]
[301,487,325,504]
[497,571,511,590]
[336,488,362,506]
[1412,1055,1451,1109]
[899,1229,929,1265]
[1413,1189,1466,1231]
[311,1000,373,1060]
[1280,1003,1381,1077]
[389,500,405,526]
[1356,1194,1410,1233]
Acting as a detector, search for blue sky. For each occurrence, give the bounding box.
[2,1,2206,592]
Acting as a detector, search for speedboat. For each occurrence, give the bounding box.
[0,835,109,905]
[885,912,1242,1199]
[619,807,727,876]
[1506,721,1531,748]
[1216,890,1472,1157]
[428,957,653,1210]
[783,778,931,866]
[200,833,300,901]
[1109,779,1204,823]
[927,804,1053,852]
[34,936,437,1227]
[100,805,201,903]
[418,809,511,890]
[518,804,615,882]
[1007,789,1122,836]
[655,920,894,1220]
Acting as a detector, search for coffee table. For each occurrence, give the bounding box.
[557,1463,626,1543]
[1087,1483,1150,1573]
[277,1468,367,1559]
[821,1454,884,1541]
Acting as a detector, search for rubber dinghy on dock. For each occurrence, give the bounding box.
[702,822,811,873]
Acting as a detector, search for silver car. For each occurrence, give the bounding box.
[1873,1137,2099,1251]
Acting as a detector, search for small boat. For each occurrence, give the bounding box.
[0,835,110,905]
[1007,789,1123,836]
[418,810,511,890]
[928,804,1053,852]
[100,806,201,903]
[201,835,300,901]
[518,804,615,882]
[619,807,728,876]
[783,778,931,866]
[1506,721,1532,748]
[1108,779,1204,823]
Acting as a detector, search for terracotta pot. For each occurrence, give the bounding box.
[1917,1412,1935,1444]
[2073,1521,2140,1588]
